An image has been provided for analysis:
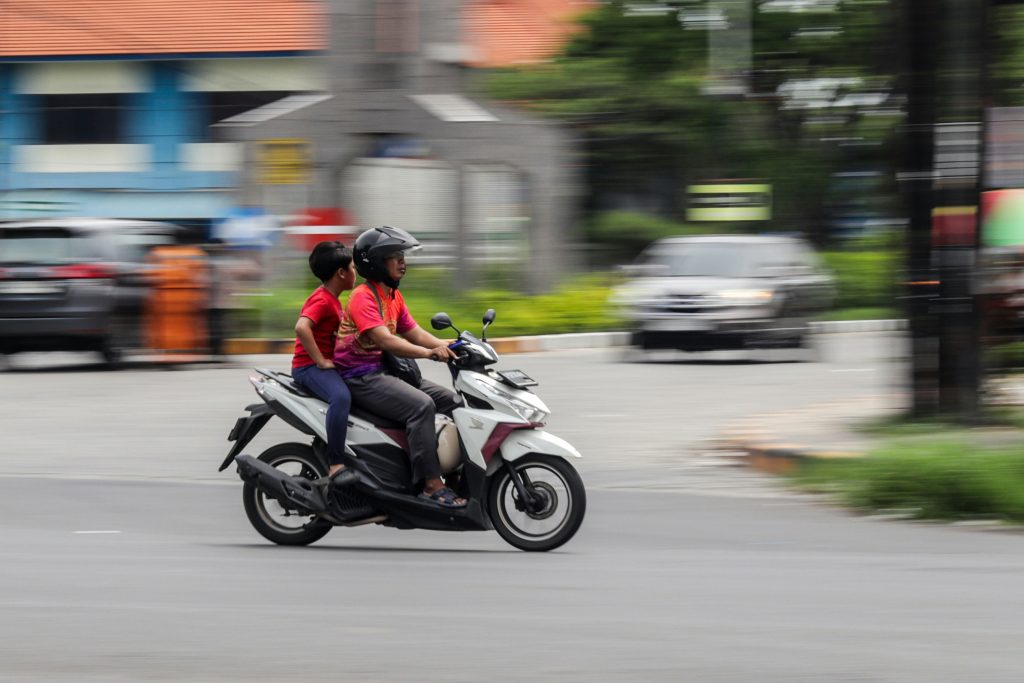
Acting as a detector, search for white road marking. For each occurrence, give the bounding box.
[73,530,121,535]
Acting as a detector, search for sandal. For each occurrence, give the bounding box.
[418,486,467,508]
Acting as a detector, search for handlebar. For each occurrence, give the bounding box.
[447,339,470,364]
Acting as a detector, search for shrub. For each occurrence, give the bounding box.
[821,249,900,310]
[797,442,1024,522]
[586,211,714,262]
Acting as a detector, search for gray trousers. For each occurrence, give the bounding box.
[344,371,461,483]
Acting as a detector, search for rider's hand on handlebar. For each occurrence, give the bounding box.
[427,345,457,362]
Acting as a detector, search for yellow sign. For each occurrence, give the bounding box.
[258,139,309,185]
[687,183,772,222]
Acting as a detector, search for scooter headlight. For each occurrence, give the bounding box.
[476,379,549,424]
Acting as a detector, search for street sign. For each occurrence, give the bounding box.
[258,139,310,185]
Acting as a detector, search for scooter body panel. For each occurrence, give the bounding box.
[499,428,583,462]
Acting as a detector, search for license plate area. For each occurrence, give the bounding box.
[645,318,710,332]
[0,281,62,296]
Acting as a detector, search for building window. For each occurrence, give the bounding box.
[204,91,293,128]
[41,94,124,144]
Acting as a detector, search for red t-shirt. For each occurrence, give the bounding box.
[333,282,416,378]
[292,286,343,369]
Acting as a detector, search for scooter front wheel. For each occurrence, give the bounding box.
[242,443,332,546]
[488,454,586,552]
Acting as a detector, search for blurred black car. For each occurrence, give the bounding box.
[0,218,181,364]
[612,235,835,352]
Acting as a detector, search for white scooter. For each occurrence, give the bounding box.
[219,309,586,552]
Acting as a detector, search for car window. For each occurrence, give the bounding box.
[792,243,824,271]
[642,242,756,277]
[114,233,175,263]
[0,229,85,264]
[747,243,795,275]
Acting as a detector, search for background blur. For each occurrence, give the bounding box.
[0,0,1020,411]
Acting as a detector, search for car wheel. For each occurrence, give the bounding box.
[100,315,132,368]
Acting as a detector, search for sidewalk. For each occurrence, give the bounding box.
[720,377,1024,475]
[717,394,906,474]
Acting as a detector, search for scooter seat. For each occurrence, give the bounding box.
[255,368,315,398]
[349,405,405,430]
[255,367,405,430]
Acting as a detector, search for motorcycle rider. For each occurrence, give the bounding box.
[333,226,465,508]
[291,241,357,480]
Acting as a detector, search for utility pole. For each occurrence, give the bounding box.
[901,0,941,417]
[932,0,987,418]
[901,0,993,419]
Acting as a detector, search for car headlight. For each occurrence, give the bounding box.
[718,289,774,306]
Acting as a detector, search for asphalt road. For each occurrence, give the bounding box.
[0,332,904,490]
[5,333,1024,681]
[4,480,1024,682]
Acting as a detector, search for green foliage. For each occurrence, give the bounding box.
[586,211,715,260]
[238,270,625,339]
[238,246,903,338]
[991,6,1024,106]
[821,248,900,310]
[818,307,899,322]
[796,442,1024,522]
[481,0,904,243]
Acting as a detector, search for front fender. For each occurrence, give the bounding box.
[499,429,582,462]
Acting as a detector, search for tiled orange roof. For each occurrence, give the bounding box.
[0,0,325,57]
[463,0,595,68]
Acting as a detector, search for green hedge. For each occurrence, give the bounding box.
[796,441,1024,522]
[821,249,900,310]
[237,245,902,338]
[586,211,713,259]
[237,270,625,338]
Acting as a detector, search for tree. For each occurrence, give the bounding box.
[481,0,902,245]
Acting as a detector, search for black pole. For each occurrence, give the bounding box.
[933,0,986,419]
[901,0,940,417]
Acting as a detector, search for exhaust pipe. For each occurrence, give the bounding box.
[235,454,327,514]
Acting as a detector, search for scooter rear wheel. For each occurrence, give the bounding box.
[242,443,332,546]
[488,454,586,552]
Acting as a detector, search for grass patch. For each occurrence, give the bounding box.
[817,307,900,322]
[793,439,1024,523]
[858,408,1024,437]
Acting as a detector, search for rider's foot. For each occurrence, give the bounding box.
[315,465,355,487]
[418,485,467,508]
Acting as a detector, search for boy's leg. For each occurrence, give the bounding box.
[292,366,352,467]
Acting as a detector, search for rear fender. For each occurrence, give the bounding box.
[218,403,274,471]
[253,380,327,441]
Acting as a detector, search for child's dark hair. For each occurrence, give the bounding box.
[308,241,352,283]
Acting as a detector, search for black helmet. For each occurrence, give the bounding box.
[353,226,420,288]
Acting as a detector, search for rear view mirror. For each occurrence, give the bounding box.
[431,312,453,331]
[482,309,496,326]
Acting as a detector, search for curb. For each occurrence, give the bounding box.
[809,319,906,333]
[721,438,862,475]
[223,321,906,356]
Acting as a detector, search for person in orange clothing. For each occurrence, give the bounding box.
[144,244,210,355]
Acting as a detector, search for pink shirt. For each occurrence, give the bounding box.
[333,282,416,378]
